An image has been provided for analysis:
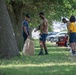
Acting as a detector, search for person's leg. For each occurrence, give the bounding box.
[38,40,44,55]
[70,43,75,55]
[72,33,76,54]
[69,33,75,55]
[43,41,48,54]
[75,42,76,52]
[38,33,48,55]
[42,33,48,54]
[74,33,76,52]
[38,33,44,55]
[70,43,74,50]
[23,33,28,44]
[74,42,76,51]
[23,36,27,43]
[40,41,43,51]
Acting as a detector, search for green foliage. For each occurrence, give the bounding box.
[6,0,76,17]
[5,0,76,30]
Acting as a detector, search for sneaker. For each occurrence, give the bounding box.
[69,50,72,52]
[71,53,76,56]
[45,52,48,55]
[45,50,48,55]
[38,51,44,55]
[72,50,75,55]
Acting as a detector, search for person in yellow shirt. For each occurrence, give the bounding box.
[69,16,76,55]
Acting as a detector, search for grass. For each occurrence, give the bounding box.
[0,40,76,75]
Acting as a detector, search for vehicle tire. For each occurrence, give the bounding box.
[50,37,54,42]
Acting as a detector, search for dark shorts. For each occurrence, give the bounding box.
[69,33,76,43]
[39,33,48,42]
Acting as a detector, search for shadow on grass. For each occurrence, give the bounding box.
[0,50,70,66]
[0,41,75,75]
[0,43,70,66]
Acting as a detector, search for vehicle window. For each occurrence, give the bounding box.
[52,32,59,35]
[59,33,66,36]
[48,32,53,35]
[48,32,58,35]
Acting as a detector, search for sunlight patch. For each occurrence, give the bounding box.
[0,62,76,68]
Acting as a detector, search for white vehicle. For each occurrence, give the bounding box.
[46,31,67,42]
[46,32,59,41]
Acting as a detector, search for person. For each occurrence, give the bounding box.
[35,12,48,55]
[22,14,30,43]
[69,16,76,55]
[62,18,70,33]
[62,18,72,52]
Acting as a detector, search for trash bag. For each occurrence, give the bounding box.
[22,38,34,55]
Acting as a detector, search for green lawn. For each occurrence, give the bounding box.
[0,40,76,75]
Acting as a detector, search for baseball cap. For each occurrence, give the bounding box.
[39,12,44,15]
[25,14,30,18]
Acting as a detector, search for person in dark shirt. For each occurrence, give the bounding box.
[22,14,30,43]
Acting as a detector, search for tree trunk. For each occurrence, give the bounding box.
[9,0,24,51]
[0,0,20,58]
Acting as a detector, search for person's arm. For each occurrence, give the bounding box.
[34,25,40,32]
[23,21,30,37]
[24,26,30,38]
[67,22,69,30]
[23,26,29,36]
[67,22,70,34]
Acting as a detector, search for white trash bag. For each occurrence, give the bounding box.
[22,38,34,55]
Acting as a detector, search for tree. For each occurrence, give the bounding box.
[0,0,20,58]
